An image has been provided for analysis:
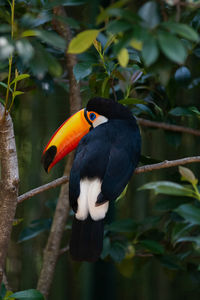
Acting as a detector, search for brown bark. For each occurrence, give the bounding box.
[17,176,69,203]
[0,104,19,287]
[37,6,81,298]
[137,118,200,136]
[18,155,200,203]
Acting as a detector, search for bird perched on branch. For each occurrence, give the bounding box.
[42,97,141,262]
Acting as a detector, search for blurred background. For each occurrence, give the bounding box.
[1,0,200,299]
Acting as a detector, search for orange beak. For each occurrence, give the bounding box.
[42,109,94,172]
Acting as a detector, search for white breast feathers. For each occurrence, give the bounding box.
[76,178,109,221]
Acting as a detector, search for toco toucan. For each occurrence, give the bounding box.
[42,97,141,262]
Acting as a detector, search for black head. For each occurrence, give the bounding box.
[86,97,134,120]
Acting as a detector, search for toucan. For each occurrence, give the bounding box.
[42,97,141,262]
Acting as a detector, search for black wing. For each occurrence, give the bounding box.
[69,119,141,209]
[69,124,110,211]
[97,119,141,203]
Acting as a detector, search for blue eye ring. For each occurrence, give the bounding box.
[89,112,96,121]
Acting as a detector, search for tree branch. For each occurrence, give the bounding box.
[137,118,200,137]
[37,7,81,299]
[17,156,200,204]
[59,245,69,256]
[17,176,69,203]
[0,104,19,287]
[134,156,200,174]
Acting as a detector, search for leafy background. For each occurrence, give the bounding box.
[0,0,200,299]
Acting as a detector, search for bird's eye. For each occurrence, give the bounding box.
[89,113,96,121]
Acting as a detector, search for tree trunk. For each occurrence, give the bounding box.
[0,104,19,287]
[37,6,81,298]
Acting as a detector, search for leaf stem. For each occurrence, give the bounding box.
[11,0,15,39]
[8,69,18,113]
[4,57,13,116]
[4,0,15,117]
[192,183,200,201]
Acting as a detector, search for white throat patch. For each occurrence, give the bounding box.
[93,115,108,128]
[76,178,109,221]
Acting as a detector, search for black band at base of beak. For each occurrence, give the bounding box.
[41,145,57,172]
[84,109,93,127]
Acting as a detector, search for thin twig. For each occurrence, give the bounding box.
[137,118,200,137]
[135,156,200,174]
[17,156,200,204]
[59,245,69,256]
[17,176,69,203]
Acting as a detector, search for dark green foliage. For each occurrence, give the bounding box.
[0,0,200,299]
[8,289,44,300]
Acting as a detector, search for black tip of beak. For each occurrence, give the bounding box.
[41,145,57,172]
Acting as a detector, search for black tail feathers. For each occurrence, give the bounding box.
[69,215,104,262]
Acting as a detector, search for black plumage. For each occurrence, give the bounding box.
[69,98,141,262]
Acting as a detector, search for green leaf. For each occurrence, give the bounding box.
[176,236,200,247]
[16,39,34,64]
[20,12,52,28]
[0,24,11,33]
[158,31,187,64]
[175,204,200,225]
[138,1,161,29]
[36,30,66,50]
[139,181,195,197]
[21,30,38,37]
[129,39,143,51]
[0,82,13,92]
[174,66,191,85]
[116,184,128,202]
[68,30,100,54]
[21,29,66,50]
[101,237,111,259]
[73,63,92,82]
[109,241,126,262]
[9,289,44,300]
[0,37,14,60]
[162,22,199,42]
[13,91,24,98]
[140,239,164,254]
[106,20,132,34]
[18,219,51,243]
[45,0,87,8]
[0,283,6,298]
[169,107,194,116]
[117,48,129,67]
[11,74,30,85]
[179,166,198,185]
[142,38,159,66]
[171,223,193,243]
[4,290,15,300]
[93,39,102,53]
